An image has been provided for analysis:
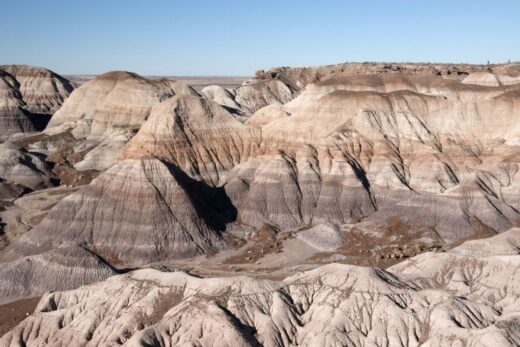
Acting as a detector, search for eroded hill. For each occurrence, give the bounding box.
[1,61,520,346]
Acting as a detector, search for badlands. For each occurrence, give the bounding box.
[0,61,520,346]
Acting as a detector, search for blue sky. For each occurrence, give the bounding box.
[1,0,519,75]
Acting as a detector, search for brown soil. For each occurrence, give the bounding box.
[44,135,100,187]
[139,290,183,328]
[52,164,99,187]
[222,233,247,249]
[14,130,100,187]
[224,224,287,264]
[0,297,41,337]
[310,217,445,268]
[12,133,48,148]
[27,213,47,226]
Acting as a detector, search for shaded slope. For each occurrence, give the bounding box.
[4,158,229,265]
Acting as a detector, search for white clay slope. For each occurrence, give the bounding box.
[1,229,519,346]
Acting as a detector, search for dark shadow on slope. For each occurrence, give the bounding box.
[216,304,263,347]
[163,161,238,233]
[221,104,243,115]
[53,73,75,94]
[346,158,378,210]
[24,110,52,131]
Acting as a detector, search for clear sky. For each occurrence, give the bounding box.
[1,0,519,76]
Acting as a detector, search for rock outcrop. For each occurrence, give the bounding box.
[255,62,520,92]
[462,71,520,87]
[46,71,198,139]
[227,74,520,237]
[0,72,32,136]
[0,65,74,115]
[235,79,294,115]
[0,143,56,190]
[11,68,520,262]
[200,85,241,112]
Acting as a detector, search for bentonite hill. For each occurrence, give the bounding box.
[0,61,520,346]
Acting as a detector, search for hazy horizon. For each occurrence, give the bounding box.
[2,0,519,76]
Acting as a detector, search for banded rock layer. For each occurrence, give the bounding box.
[0,65,74,115]
[0,246,115,304]
[120,95,261,185]
[200,85,241,112]
[229,74,520,237]
[255,62,520,91]
[0,65,73,136]
[13,70,520,266]
[46,71,197,139]
[235,79,294,114]
[7,158,230,265]
[43,71,199,170]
